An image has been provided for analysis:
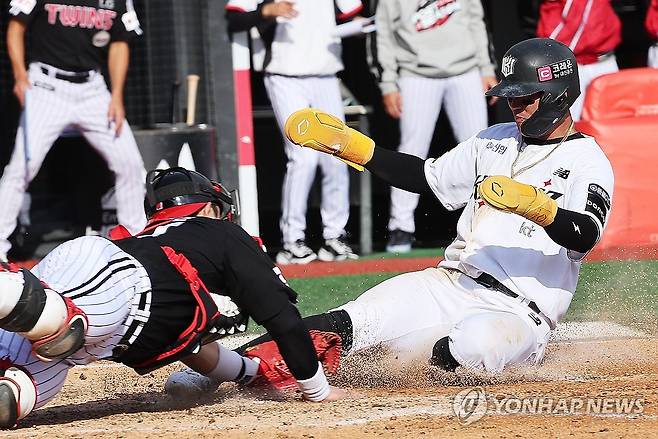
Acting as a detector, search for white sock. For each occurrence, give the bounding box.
[296,363,330,402]
[207,345,259,383]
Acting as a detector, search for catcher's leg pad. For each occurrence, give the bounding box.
[243,330,342,390]
[0,264,87,361]
[0,360,37,429]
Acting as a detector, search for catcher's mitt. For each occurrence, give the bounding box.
[243,330,342,390]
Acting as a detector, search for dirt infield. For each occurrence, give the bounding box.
[6,325,656,438]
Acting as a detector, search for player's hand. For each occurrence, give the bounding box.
[107,96,126,136]
[478,175,558,227]
[13,74,31,107]
[261,1,298,19]
[382,91,402,119]
[303,386,352,402]
[482,76,499,106]
[285,108,375,171]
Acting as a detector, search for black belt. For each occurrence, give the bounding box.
[40,66,91,83]
[473,273,542,316]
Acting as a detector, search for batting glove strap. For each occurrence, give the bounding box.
[296,363,330,402]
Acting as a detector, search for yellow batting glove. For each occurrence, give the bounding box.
[478,175,558,227]
[284,108,375,171]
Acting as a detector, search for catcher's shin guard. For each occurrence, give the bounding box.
[0,263,87,361]
[0,361,37,429]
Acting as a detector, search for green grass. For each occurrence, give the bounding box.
[358,248,445,260]
[286,260,658,329]
[244,258,658,335]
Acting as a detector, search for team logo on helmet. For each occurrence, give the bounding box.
[501,55,517,77]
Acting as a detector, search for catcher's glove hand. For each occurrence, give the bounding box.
[478,175,558,226]
[243,330,342,390]
[284,108,375,171]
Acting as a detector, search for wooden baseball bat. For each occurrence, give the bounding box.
[186,74,200,126]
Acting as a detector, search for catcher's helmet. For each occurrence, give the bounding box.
[144,167,235,221]
[486,38,580,138]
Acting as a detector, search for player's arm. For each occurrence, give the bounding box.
[373,0,402,117]
[283,108,480,211]
[6,19,29,106]
[479,173,612,254]
[366,147,433,195]
[225,0,296,33]
[107,41,129,135]
[220,223,344,401]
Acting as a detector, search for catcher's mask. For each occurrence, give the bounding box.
[486,38,580,138]
[144,167,236,222]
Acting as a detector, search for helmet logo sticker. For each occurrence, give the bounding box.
[501,55,516,77]
[537,59,574,82]
[537,66,553,82]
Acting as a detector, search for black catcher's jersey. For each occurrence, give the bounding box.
[9,0,142,71]
[113,217,297,365]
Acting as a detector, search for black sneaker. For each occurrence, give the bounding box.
[318,236,358,262]
[276,240,317,265]
[386,229,414,253]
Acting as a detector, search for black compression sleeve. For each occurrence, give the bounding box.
[544,208,599,253]
[259,304,318,380]
[226,2,273,33]
[365,146,433,195]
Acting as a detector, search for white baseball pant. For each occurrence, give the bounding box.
[336,267,551,373]
[648,44,658,68]
[388,69,488,234]
[572,55,619,121]
[264,74,350,244]
[0,63,147,256]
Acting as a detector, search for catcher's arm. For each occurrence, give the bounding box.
[254,305,344,401]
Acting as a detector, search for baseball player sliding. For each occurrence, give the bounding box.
[0,167,348,429]
[169,39,614,393]
[3,0,147,260]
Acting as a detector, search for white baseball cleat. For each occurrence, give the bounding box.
[164,368,220,398]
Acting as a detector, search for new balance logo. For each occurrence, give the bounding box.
[553,168,571,179]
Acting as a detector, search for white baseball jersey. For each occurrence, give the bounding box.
[226,0,363,75]
[425,123,614,325]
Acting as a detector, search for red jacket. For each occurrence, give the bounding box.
[537,0,622,64]
[646,0,658,40]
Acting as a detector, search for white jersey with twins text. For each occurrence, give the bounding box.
[425,122,614,325]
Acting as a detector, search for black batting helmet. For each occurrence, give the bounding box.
[144,167,235,221]
[486,38,580,138]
